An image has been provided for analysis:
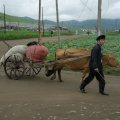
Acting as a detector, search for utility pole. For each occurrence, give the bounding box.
[97,0,102,36]
[3,4,6,33]
[115,19,118,30]
[42,7,44,36]
[38,0,42,44]
[3,4,11,48]
[17,21,20,31]
[55,0,60,47]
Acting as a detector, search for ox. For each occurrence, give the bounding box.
[45,49,119,82]
[0,45,27,67]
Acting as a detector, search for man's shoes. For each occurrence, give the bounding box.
[80,89,86,93]
[100,92,109,96]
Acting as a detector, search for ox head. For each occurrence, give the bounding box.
[103,53,119,67]
[45,65,55,77]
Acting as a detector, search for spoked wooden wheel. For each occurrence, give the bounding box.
[4,55,25,80]
[24,61,42,77]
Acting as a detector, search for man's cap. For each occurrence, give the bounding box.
[96,35,105,41]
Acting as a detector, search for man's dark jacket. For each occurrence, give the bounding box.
[89,44,103,70]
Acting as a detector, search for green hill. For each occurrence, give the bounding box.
[0,12,37,24]
[0,12,120,30]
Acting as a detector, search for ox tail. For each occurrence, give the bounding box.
[81,69,89,83]
[55,51,57,60]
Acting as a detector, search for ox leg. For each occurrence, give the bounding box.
[50,70,56,80]
[81,69,89,83]
[81,73,87,83]
[58,69,63,82]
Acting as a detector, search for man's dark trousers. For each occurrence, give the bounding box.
[80,69,105,93]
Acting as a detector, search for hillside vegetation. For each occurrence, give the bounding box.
[0,12,37,24]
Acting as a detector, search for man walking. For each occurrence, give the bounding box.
[80,35,109,96]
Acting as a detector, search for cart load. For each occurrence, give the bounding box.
[26,45,48,62]
[2,44,48,80]
[0,45,27,66]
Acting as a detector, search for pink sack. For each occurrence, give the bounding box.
[26,45,48,62]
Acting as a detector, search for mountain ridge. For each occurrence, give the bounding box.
[0,12,120,30]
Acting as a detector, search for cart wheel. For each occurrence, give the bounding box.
[4,54,25,80]
[24,62,42,77]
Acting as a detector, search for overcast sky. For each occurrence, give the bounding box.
[0,0,120,21]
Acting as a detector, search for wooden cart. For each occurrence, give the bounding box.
[4,54,90,80]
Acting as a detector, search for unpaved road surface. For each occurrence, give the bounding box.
[0,36,120,120]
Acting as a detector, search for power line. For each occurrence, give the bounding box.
[77,0,88,20]
[74,0,97,29]
[73,0,88,29]
[79,0,97,16]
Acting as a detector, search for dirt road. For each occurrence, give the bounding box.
[0,36,120,120]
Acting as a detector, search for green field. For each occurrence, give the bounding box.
[43,34,120,74]
[0,31,38,40]
[0,31,74,40]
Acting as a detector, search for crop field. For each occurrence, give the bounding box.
[0,31,38,40]
[0,30,74,40]
[43,33,120,74]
